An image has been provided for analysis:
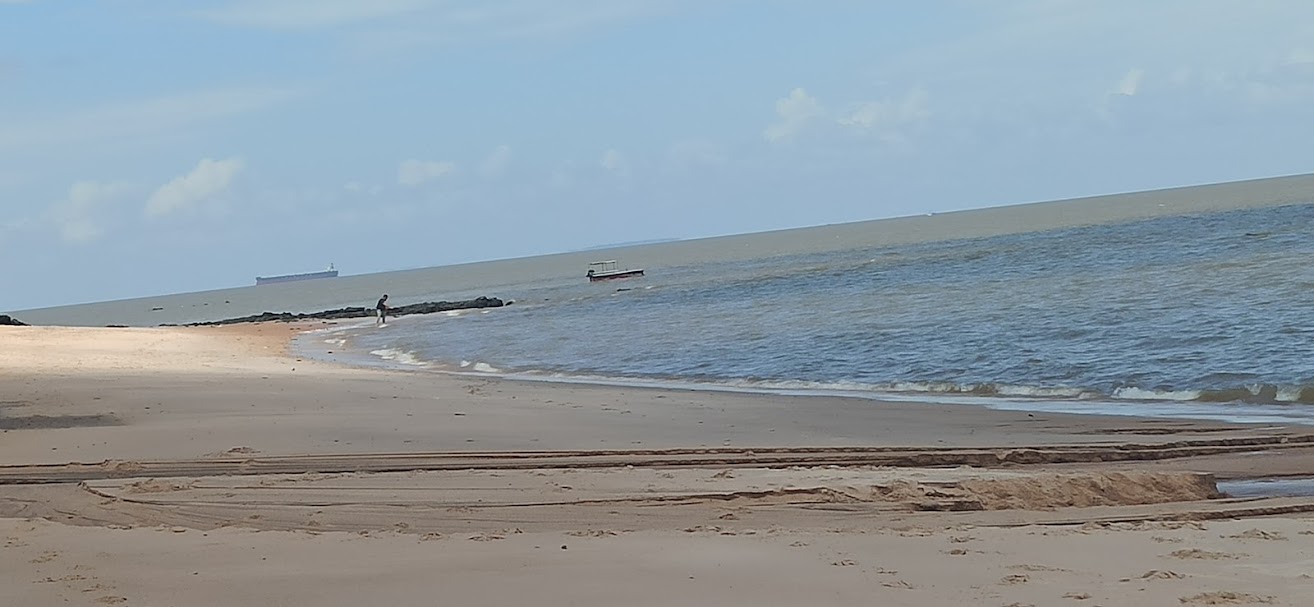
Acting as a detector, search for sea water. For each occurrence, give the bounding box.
[323,202,1314,424]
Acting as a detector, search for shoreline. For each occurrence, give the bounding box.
[4,324,1314,606]
[298,325,1314,427]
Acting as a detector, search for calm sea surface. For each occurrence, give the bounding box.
[320,203,1314,424]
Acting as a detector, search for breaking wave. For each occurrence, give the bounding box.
[368,348,427,366]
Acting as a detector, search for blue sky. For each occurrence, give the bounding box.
[3,0,1314,310]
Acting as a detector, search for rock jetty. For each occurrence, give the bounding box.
[177,296,505,327]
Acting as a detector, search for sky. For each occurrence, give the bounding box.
[3,0,1314,310]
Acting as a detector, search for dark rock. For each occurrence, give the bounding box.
[0,315,26,326]
[179,296,505,327]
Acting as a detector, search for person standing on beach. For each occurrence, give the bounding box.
[375,294,389,325]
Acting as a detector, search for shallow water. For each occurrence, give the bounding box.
[1217,477,1314,498]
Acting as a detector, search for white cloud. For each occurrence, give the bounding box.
[398,159,456,186]
[763,88,824,143]
[0,87,297,151]
[838,88,931,137]
[1114,68,1145,96]
[479,145,512,178]
[145,157,244,218]
[599,149,629,176]
[51,181,134,244]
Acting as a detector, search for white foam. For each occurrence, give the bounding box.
[1276,386,1305,402]
[472,362,501,373]
[368,348,427,366]
[1111,387,1201,401]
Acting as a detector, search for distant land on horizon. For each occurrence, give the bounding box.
[573,238,683,252]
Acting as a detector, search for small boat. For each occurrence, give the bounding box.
[586,260,644,282]
[256,263,339,286]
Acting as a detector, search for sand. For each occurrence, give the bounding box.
[2,324,1313,606]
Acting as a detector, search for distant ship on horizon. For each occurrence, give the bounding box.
[255,263,339,286]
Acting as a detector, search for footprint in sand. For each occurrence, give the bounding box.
[1062,592,1091,600]
[36,574,88,584]
[29,551,58,564]
[1179,591,1277,605]
[1008,564,1068,573]
[1169,549,1242,560]
[999,574,1029,585]
[95,597,127,605]
[880,580,914,589]
[1138,569,1186,580]
[565,530,619,538]
[831,559,857,567]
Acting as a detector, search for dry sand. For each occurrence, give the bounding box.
[2,324,1313,606]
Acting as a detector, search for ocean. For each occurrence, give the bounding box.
[321,201,1314,425]
[14,177,1314,425]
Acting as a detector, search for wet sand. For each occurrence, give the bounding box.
[2,324,1313,606]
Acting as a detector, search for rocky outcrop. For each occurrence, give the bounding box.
[0,315,26,326]
[178,296,505,327]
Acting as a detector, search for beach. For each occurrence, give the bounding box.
[2,323,1312,606]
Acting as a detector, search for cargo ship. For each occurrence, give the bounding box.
[255,264,339,286]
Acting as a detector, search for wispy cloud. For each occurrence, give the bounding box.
[479,145,512,178]
[398,159,456,186]
[51,181,135,244]
[838,88,931,139]
[1114,68,1145,97]
[0,87,298,151]
[763,88,824,143]
[196,0,434,30]
[197,0,683,57]
[145,157,245,218]
[666,139,726,173]
[599,149,629,176]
